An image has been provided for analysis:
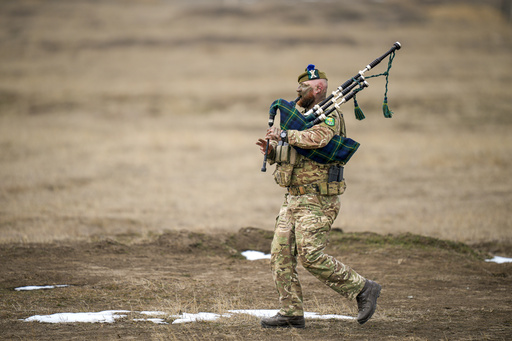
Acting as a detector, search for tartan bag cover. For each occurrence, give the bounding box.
[269,99,360,164]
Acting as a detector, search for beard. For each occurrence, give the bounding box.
[297,90,315,109]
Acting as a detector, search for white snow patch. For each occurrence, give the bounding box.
[22,309,354,325]
[485,256,512,264]
[170,309,354,324]
[133,318,168,324]
[135,311,168,323]
[15,285,69,291]
[21,310,130,323]
[241,250,271,261]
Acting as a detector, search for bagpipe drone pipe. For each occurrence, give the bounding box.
[261,42,401,172]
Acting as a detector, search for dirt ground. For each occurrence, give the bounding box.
[1,228,511,340]
[1,0,512,340]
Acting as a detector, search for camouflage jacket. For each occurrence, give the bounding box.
[269,108,346,187]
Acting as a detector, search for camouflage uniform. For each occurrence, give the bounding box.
[267,109,366,317]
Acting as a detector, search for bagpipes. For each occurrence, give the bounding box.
[261,42,402,172]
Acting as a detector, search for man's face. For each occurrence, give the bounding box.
[296,81,315,109]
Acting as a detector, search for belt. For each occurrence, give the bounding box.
[287,181,345,196]
[287,183,321,196]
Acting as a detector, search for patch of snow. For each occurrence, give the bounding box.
[241,250,271,261]
[485,256,512,264]
[136,311,168,323]
[22,309,355,325]
[229,309,277,318]
[169,309,354,324]
[133,318,168,324]
[15,285,69,291]
[21,310,130,323]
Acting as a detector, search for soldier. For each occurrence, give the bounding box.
[256,65,381,329]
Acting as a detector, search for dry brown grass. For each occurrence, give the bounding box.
[0,0,511,245]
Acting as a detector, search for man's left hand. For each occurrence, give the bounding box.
[266,127,281,141]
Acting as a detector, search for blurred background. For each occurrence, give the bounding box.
[0,0,511,246]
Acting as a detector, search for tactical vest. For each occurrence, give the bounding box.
[273,109,347,195]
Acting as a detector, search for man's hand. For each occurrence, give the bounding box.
[265,126,281,141]
[256,138,272,155]
[256,127,281,154]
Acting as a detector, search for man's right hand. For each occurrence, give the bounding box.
[256,138,272,155]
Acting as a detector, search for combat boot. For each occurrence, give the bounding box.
[261,313,305,329]
[356,279,381,325]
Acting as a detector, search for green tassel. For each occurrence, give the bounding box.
[382,97,393,118]
[354,97,365,120]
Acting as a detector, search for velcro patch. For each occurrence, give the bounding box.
[324,117,335,126]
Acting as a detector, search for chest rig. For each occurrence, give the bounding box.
[273,109,347,196]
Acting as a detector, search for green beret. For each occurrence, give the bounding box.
[297,64,328,83]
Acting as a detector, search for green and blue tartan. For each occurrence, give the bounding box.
[269,99,360,164]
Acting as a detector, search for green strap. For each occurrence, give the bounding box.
[365,51,396,118]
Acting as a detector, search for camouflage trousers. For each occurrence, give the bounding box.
[271,193,366,317]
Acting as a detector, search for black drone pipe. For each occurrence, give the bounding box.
[307,80,369,127]
[305,77,367,121]
[303,41,401,118]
